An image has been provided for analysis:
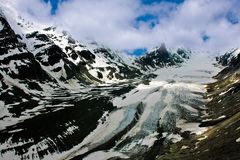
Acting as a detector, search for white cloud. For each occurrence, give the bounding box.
[0,0,52,22]
[1,0,240,53]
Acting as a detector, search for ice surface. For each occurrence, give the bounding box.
[83,151,128,160]
[153,53,220,84]
[0,21,4,31]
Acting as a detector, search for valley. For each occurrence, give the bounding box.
[0,3,240,160]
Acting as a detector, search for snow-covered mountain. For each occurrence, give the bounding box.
[0,4,240,160]
[135,43,190,71]
[157,49,240,160]
[0,6,189,90]
[216,48,240,66]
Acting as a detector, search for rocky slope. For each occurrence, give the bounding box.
[135,43,190,71]
[156,49,240,160]
[0,6,191,160]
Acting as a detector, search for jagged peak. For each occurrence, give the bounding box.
[147,43,191,56]
[217,48,240,66]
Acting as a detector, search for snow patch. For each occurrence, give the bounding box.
[177,119,208,135]
[166,133,183,143]
[61,106,137,159]
[231,48,240,57]
[141,132,158,147]
[198,135,208,141]
[83,151,128,160]
[0,21,4,31]
[181,146,189,150]
[216,115,226,119]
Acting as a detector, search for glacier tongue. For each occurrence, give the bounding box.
[153,52,220,84]
[61,53,221,159]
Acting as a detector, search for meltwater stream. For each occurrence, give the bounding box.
[0,54,220,160]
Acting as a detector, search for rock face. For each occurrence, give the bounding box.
[0,8,190,97]
[135,43,190,71]
[216,48,240,79]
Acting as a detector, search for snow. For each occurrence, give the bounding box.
[0,16,220,158]
[231,48,240,57]
[141,132,158,147]
[118,51,136,67]
[0,0,51,40]
[81,109,125,145]
[0,21,4,31]
[60,106,138,159]
[88,68,113,83]
[83,151,128,160]
[180,104,198,113]
[0,4,223,158]
[177,119,208,135]
[153,53,220,84]
[0,48,23,61]
[111,80,207,151]
[0,70,77,130]
[0,101,9,126]
[0,0,134,84]
[113,81,167,107]
[181,146,189,150]
[111,53,219,150]
[0,70,37,95]
[216,115,226,119]
[220,87,233,96]
[198,135,208,141]
[221,48,240,65]
[65,125,79,135]
[92,56,110,68]
[166,133,183,143]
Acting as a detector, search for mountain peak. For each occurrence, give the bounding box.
[157,43,167,53]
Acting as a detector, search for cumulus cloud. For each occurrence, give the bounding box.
[1,0,240,53]
[0,0,52,22]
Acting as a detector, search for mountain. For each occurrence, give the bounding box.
[135,43,190,71]
[156,49,240,160]
[0,5,239,160]
[0,6,190,110]
[0,7,189,89]
[0,12,142,86]
[216,48,240,66]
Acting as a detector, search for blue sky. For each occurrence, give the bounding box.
[45,0,184,14]
[5,0,240,54]
[142,0,184,5]
[43,0,185,55]
[43,0,61,14]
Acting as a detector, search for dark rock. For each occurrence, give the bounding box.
[97,71,103,79]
